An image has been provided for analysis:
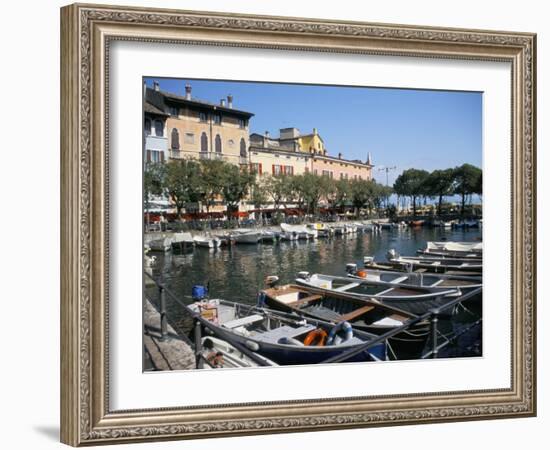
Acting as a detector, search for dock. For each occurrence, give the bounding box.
[143,298,195,371]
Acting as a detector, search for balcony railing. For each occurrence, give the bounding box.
[145,135,168,152]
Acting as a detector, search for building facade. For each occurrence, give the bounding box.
[249,128,373,181]
[145,82,254,166]
[143,99,168,164]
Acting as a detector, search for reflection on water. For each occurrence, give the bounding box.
[147,227,482,358]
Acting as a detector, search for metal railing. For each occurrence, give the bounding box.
[318,286,482,364]
[144,271,273,368]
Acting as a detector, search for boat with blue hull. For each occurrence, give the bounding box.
[188,298,386,365]
[261,284,431,359]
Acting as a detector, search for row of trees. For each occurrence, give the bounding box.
[144,159,392,220]
[393,164,482,217]
[251,172,392,216]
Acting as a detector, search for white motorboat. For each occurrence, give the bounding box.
[193,235,221,248]
[231,229,262,244]
[200,336,278,368]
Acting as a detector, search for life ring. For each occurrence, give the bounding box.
[327,321,353,346]
[303,328,328,346]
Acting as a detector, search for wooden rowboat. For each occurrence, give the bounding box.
[261,284,431,358]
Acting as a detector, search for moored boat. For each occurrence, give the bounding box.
[231,229,262,244]
[382,250,482,274]
[417,241,482,258]
[147,237,172,252]
[193,235,221,249]
[261,284,431,358]
[281,223,316,240]
[200,336,278,368]
[344,265,482,292]
[295,272,461,315]
[189,298,386,365]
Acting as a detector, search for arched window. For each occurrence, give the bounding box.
[200,132,208,153]
[171,128,180,150]
[215,134,222,153]
[240,138,247,158]
[144,119,151,136]
[154,120,164,137]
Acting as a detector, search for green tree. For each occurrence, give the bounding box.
[250,177,270,222]
[349,179,372,216]
[325,178,351,211]
[220,165,255,215]
[453,164,482,217]
[164,159,203,219]
[144,162,166,225]
[424,168,455,217]
[199,159,227,215]
[298,173,330,215]
[393,168,430,218]
[263,175,289,212]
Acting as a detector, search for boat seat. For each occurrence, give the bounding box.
[340,304,375,321]
[390,276,409,284]
[255,325,315,344]
[222,314,264,329]
[334,282,361,292]
[288,294,323,307]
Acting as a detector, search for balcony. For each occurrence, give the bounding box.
[145,135,168,152]
[199,152,224,161]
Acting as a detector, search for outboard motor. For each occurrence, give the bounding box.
[363,256,374,267]
[345,263,358,275]
[297,271,310,280]
[265,275,280,288]
[386,249,399,261]
[191,285,208,301]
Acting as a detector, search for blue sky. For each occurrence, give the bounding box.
[144,77,482,186]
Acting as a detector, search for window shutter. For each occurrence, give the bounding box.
[160,152,165,162]
[272,164,275,175]
[259,163,262,175]
[146,150,151,162]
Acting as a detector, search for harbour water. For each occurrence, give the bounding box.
[147,226,482,360]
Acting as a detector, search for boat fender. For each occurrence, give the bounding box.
[326,322,353,346]
[278,337,304,346]
[303,329,328,346]
[245,340,260,351]
[356,269,367,278]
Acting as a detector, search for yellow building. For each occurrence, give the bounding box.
[249,128,372,180]
[249,131,311,176]
[145,82,254,166]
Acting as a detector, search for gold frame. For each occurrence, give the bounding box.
[60,3,536,446]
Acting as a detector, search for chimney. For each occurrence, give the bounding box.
[366,152,372,165]
[313,127,318,135]
[338,152,342,159]
[153,81,160,92]
[185,84,192,100]
[227,94,233,109]
[264,131,269,148]
[220,99,226,107]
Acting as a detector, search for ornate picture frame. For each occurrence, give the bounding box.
[60,3,536,446]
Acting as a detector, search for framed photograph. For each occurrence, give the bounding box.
[60,3,536,446]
